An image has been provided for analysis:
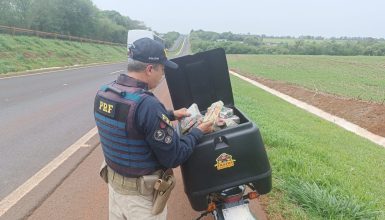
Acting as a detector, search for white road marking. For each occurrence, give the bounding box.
[230,70,385,148]
[109,70,124,75]
[0,127,98,217]
[175,37,187,56]
[80,144,91,148]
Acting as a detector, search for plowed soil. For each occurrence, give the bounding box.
[245,75,385,137]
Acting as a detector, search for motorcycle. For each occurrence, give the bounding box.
[196,184,259,220]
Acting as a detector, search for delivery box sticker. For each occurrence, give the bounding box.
[214,153,236,170]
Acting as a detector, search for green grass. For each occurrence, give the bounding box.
[231,75,385,219]
[282,178,381,219]
[227,54,385,103]
[0,34,126,74]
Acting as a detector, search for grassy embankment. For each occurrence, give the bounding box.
[0,34,126,74]
[228,54,385,103]
[231,75,385,219]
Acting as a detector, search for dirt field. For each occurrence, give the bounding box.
[245,75,385,137]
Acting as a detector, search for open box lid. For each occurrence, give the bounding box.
[165,48,234,111]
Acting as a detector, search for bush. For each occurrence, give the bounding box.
[190,30,385,56]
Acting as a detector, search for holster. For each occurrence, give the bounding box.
[99,161,108,183]
[136,174,160,196]
[151,169,175,215]
[100,161,175,211]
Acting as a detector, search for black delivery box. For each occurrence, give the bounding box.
[165,48,272,211]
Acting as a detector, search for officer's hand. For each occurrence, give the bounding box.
[197,120,214,134]
[173,108,191,120]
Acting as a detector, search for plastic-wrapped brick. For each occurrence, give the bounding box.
[203,101,224,123]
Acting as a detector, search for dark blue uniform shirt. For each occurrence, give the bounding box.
[135,85,204,168]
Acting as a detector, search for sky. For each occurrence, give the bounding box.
[91,0,385,38]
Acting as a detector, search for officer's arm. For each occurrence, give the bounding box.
[166,110,175,121]
[136,97,203,168]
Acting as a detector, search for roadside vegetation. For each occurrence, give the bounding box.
[0,0,181,74]
[231,75,385,219]
[227,54,385,103]
[190,30,385,56]
[0,34,126,74]
[163,31,181,49]
[0,0,181,46]
[0,0,148,44]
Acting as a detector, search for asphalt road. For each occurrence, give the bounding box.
[0,63,127,200]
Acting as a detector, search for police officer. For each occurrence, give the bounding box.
[94,37,213,220]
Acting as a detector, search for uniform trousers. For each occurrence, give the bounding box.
[108,184,167,220]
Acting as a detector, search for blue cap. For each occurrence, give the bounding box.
[129,37,178,69]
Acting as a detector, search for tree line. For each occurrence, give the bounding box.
[0,0,148,44]
[163,31,180,49]
[190,30,385,56]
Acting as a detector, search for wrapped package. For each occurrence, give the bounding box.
[224,118,239,128]
[219,106,234,119]
[228,115,240,124]
[180,103,202,134]
[213,118,227,132]
[203,101,224,123]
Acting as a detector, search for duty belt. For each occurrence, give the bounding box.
[107,166,140,195]
[107,166,164,196]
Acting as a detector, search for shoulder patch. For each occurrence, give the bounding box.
[153,127,174,145]
[153,115,175,144]
[164,136,173,144]
[154,129,166,141]
[166,127,174,136]
[160,114,173,127]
